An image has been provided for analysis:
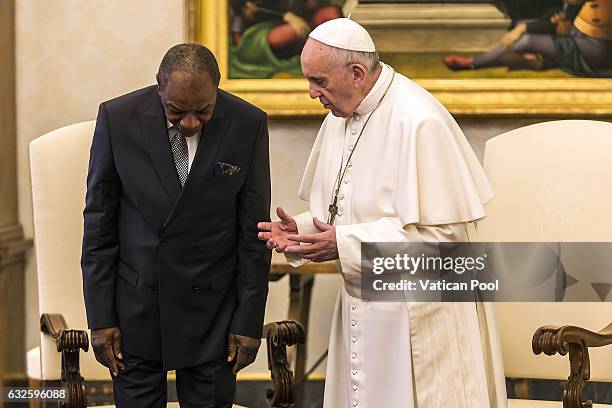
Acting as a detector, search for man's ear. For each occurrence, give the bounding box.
[351,64,367,88]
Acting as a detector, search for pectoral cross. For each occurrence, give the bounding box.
[327,195,339,225]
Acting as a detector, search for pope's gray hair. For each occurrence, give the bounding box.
[327,46,380,72]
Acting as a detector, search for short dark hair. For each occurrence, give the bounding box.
[157,43,221,87]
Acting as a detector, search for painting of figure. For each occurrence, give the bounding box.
[444,0,612,77]
[226,0,612,79]
[346,0,612,78]
[229,0,344,78]
[195,0,612,115]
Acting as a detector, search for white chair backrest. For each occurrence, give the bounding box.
[478,120,612,381]
[30,120,109,379]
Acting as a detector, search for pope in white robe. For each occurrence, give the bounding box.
[258,18,507,408]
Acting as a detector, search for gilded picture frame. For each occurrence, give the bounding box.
[189,0,612,117]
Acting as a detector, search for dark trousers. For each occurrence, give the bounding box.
[112,352,236,408]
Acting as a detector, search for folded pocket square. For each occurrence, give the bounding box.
[214,161,241,176]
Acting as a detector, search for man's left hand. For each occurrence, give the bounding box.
[284,217,339,262]
[227,333,261,375]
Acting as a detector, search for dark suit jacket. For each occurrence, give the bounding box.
[81,85,271,370]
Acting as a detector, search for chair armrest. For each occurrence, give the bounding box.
[40,313,89,408]
[533,322,612,408]
[263,320,305,408]
[533,323,612,356]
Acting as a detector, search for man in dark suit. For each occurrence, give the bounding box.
[81,43,271,408]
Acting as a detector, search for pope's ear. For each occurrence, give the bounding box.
[350,63,367,87]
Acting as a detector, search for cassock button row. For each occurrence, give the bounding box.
[353,385,358,392]
[351,320,357,327]
[353,401,359,407]
[351,305,357,310]
[355,116,361,121]
[351,129,357,135]
[339,194,345,200]
[337,211,343,217]
[352,370,358,376]
[352,336,357,343]
[344,179,350,184]
[147,283,156,291]
[348,162,353,168]
[352,353,357,359]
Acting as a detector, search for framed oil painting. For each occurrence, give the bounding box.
[189,0,612,116]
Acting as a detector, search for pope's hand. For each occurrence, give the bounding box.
[258,207,300,253]
[284,217,339,262]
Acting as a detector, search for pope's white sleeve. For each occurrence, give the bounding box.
[283,211,319,267]
[335,217,467,275]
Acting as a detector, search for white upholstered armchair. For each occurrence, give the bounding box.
[477,120,612,407]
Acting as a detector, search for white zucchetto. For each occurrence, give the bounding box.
[308,17,376,52]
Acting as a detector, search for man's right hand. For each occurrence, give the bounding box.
[257,207,299,253]
[91,327,125,376]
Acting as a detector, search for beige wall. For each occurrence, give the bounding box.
[14,0,534,379]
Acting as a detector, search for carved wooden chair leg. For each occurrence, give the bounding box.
[264,321,306,408]
[40,314,89,408]
[565,341,592,408]
[533,325,595,408]
[287,274,314,407]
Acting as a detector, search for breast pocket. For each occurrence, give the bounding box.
[213,161,242,177]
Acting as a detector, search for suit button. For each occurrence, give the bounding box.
[160,239,167,247]
[192,286,201,294]
[146,283,156,291]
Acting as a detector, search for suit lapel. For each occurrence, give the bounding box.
[163,91,233,227]
[137,92,182,203]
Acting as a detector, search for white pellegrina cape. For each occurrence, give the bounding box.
[286,63,507,408]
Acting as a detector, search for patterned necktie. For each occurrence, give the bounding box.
[170,130,189,188]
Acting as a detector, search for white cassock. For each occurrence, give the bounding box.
[286,62,507,408]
